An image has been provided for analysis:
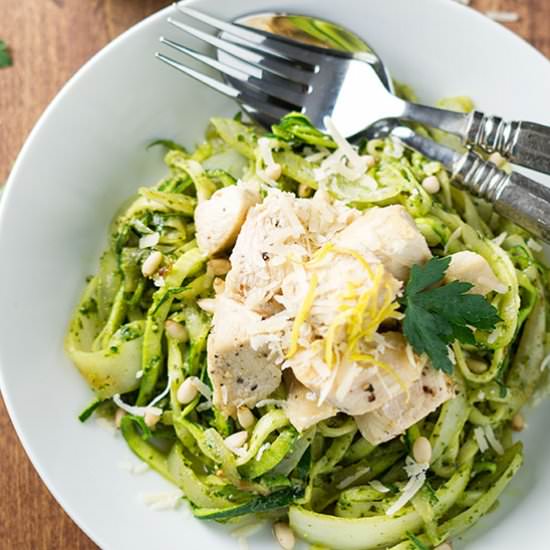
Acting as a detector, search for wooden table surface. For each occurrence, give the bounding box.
[0,0,549,548]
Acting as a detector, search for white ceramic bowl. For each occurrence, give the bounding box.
[1,1,550,548]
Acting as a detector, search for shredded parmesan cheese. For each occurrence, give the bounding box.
[484,425,504,455]
[256,442,271,461]
[118,460,150,474]
[139,232,160,249]
[369,480,391,493]
[485,10,520,23]
[140,490,183,511]
[336,466,371,489]
[113,394,162,418]
[474,426,489,453]
[386,457,428,516]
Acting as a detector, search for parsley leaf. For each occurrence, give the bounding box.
[0,40,12,68]
[402,257,500,374]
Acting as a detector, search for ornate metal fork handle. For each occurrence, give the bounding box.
[466,113,550,176]
[398,101,550,176]
[391,125,550,242]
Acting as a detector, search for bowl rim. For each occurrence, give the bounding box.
[1,1,549,548]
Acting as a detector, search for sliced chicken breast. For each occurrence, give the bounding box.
[195,182,259,256]
[334,205,431,280]
[445,251,507,295]
[285,377,337,432]
[207,296,281,415]
[355,366,455,445]
[224,190,310,315]
[288,333,423,416]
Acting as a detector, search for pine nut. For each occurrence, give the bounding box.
[197,298,216,314]
[208,258,231,276]
[273,522,295,550]
[144,410,161,428]
[114,408,126,429]
[363,154,376,168]
[468,358,488,374]
[141,250,163,277]
[237,406,256,429]
[265,163,282,181]
[435,542,453,550]
[224,430,248,453]
[165,320,188,342]
[213,277,225,295]
[298,182,312,198]
[412,436,432,465]
[177,378,199,405]
[422,175,441,194]
[511,413,525,432]
[489,152,506,168]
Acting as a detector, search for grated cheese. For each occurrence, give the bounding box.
[386,457,428,516]
[113,394,162,418]
[188,376,212,401]
[474,426,489,453]
[485,10,520,22]
[484,425,504,455]
[336,466,371,489]
[118,460,150,474]
[140,490,183,511]
[139,232,160,249]
[256,442,271,461]
[369,480,391,493]
[492,231,508,247]
[231,520,266,550]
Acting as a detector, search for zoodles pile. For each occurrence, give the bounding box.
[66,96,550,549]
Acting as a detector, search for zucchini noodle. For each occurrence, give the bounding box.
[65,98,550,548]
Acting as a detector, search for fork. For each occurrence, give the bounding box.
[157,4,550,176]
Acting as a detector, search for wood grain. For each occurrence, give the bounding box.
[0,1,548,548]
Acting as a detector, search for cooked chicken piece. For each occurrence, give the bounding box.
[207,296,281,415]
[333,205,431,280]
[288,333,423,416]
[285,377,337,432]
[445,251,507,295]
[354,366,455,445]
[195,183,259,256]
[224,190,310,315]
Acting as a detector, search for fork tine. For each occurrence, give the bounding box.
[155,52,239,98]
[155,52,291,122]
[167,16,312,85]
[160,37,252,81]
[239,92,291,122]
[161,36,308,108]
[176,4,322,66]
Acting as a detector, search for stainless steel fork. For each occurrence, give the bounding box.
[157,4,550,176]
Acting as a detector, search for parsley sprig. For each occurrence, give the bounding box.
[402,257,500,374]
[0,40,12,68]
